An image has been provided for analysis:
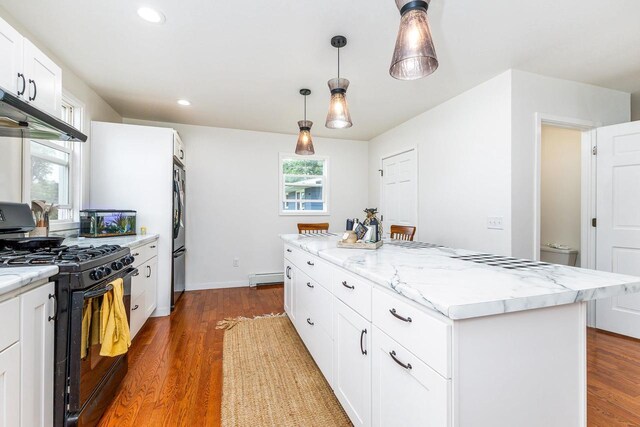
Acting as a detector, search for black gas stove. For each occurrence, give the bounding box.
[0,244,135,288]
[0,202,137,427]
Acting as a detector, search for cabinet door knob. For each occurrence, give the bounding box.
[146,265,151,278]
[306,318,314,326]
[389,351,412,370]
[342,280,355,290]
[28,79,37,101]
[360,328,368,355]
[48,293,57,322]
[17,73,26,96]
[389,308,412,323]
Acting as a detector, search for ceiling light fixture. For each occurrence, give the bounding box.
[295,89,315,155]
[137,7,166,24]
[325,35,353,129]
[389,0,438,80]
[177,99,191,106]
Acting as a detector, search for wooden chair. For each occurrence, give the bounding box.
[297,223,330,234]
[390,225,416,241]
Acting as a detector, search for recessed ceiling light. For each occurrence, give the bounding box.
[177,99,191,106]
[137,7,166,24]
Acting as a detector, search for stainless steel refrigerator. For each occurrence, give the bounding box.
[172,162,186,308]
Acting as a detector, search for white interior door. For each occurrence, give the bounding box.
[381,149,417,236]
[595,121,640,338]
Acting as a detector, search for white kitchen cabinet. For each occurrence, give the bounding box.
[173,132,185,165]
[284,259,294,319]
[22,40,62,117]
[333,299,371,427]
[129,239,159,339]
[0,16,61,116]
[20,282,55,427]
[0,16,23,96]
[145,258,158,318]
[372,327,450,427]
[0,343,20,427]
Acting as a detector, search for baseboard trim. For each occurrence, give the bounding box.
[186,280,250,291]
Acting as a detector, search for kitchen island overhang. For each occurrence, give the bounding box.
[281,234,640,427]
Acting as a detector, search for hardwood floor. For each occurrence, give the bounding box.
[99,286,640,426]
[97,285,283,427]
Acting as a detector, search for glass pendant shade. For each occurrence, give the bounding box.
[390,1,439,80]
[325,78,352,129]
[295,120,315,155]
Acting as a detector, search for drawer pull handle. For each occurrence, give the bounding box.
[133,252,140,256]
[306,282,314,289]
[287,249,292,253]
[389,351,412,370]
[307,318,314,326]
[150,245,156,249]
[389,308,412,323]
[360,328,367,355]
[286,266,291,279]
[48,293,57,322]
[132,304,140,311]
[307,261,315,266]
[342,280,355,290]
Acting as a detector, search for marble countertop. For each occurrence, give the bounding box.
[64,234,159,249]
[0,266,59,300]
[281,234,640,320]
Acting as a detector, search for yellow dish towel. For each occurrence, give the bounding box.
[100,278,132,357]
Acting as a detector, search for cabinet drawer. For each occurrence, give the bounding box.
[333,269,372,321]
[0,298,20,352]
[297,272,332,338]
[284,244,297,262]
[299,319,333,387]
[130,240,158,267]
[130,293,146,339]
[372,327,450,427]
[372,288,451,378]
[298,254,332,290]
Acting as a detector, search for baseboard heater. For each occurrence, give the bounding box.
[248,272,284,287]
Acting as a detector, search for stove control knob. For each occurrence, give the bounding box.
[90,269,105,281]
[122,256,134,266]
[103,266,112,276]
[111,261,124,271]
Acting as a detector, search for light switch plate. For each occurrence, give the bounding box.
[487,216,504,230]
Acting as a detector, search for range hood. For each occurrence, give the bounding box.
[0,86,87,142]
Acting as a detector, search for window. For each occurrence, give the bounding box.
[279,154,329,215]
[24,96,83,224]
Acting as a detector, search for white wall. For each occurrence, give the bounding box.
[368,72,513,255]
[540,125,581,251]
[510,70,630,258]
[0,7,122,211]
[632,93,640,122]
[125,119,368,289]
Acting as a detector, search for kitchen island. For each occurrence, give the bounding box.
[281,234,640,427]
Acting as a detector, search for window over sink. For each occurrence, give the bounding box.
[279,154,329,215]
[23,94,84,226]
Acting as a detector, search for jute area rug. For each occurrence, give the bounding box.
[218,314,352,427]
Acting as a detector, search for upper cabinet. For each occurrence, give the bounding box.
[173,131,185,165]
[0,16,62,117]
[0,16,23,96]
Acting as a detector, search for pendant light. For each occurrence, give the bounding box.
[389,0,439,80]
[295,89,315,155]
[326,35,353,129]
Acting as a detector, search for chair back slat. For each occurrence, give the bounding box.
[297,223,330,234]
[389,225,416,241]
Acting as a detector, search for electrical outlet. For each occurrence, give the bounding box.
[487,216,504,230]
[233,257,240,267]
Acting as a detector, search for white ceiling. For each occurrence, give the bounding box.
[1,0,639,140]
